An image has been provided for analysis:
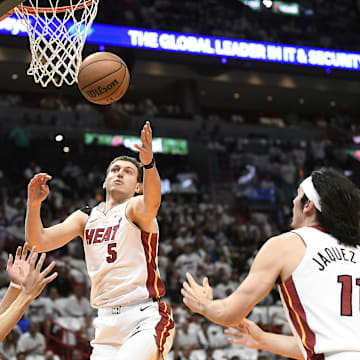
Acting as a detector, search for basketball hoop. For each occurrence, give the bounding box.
[13,0,99,87]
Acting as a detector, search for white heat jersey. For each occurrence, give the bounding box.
[278,226,360,360]
[83,201,165,308]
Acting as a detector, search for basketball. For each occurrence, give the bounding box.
[77,52,130,105]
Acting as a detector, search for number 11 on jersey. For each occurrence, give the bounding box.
[337,275,360,316]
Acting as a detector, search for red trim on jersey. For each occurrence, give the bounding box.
[280,277,324,360]
[155,302,175,355]
[309,225,327,233]
[140,231,165,299]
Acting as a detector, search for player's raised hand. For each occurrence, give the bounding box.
[181,272,213,315]
[202,276,213,300]
[134,121,153,166]
[27,173,52,206]
[224,319,264,349]
[6,244,33,286]
[22,251,57,299]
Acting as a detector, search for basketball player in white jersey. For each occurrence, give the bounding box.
[182,168,360,360]
[25,121,174,360]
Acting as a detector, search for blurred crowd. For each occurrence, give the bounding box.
[0,107,354,359]
[0,1,358,359]
[1,92,360,148]
[97,0,360,51]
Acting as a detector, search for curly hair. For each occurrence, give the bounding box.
[300,168,360,247]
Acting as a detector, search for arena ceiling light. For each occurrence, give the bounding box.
[239,0,261,11]
[262,0,273,8]
[55,134,64,142]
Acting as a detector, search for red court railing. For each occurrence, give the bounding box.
[44,317,92,360]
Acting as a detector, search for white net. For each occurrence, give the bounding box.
[14,0,99,87]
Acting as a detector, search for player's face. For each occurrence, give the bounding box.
[291,186,305,229]
[103,160,141,196]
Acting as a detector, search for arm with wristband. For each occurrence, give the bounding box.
[0,244,57,341]
[0,245,31,315]
[129,121,161,228]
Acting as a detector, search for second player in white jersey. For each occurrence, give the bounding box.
[279,226,360,359]
[181,168,360,360]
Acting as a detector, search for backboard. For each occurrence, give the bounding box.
[0,0,22,20]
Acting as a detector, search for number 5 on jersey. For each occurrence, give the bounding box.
[107,243,117,263]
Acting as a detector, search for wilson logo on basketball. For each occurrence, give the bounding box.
[86,79,119,98]
[77,52,130,105]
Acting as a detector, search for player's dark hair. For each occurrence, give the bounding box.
[300,168,360,246]
[106,156,143,182]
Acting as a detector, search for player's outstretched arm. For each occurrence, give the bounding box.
[26,173,88,252]
[0,244,33,314]
[225,319,304,360]
[132,121,161,222]
[0,250,57,342]
[181,234,292,327]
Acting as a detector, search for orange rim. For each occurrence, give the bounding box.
[16,0,97,14]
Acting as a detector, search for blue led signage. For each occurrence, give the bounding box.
[1,15,360,71]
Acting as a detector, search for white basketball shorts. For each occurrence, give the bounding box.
[90,299,174,360]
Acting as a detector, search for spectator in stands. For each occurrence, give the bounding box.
[279,155,297,199]
[213,254,231,278]
[44,350,60,360]
[175,244,202,282]
[50,267,72,298]
[80,313,95,341]
[0,329,18,360]
[44,287,65,320]
[17,322,46,359]
[174,321,199,351]
[204,349,216,360]
[205,323,228,349]
[9,120,31,148]
[71,349,83,360]
[213,273,236,299]
[25,291,49,325]
[196,322,211,350]
[16,352,26,360]
[63,284,92,319]
[176,346,196,360]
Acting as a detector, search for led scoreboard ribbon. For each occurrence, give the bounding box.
[1,14,360,71]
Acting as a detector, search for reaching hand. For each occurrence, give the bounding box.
[27,173,52,206]
[201,276,213,300]
[6,244,32,286]
[21,252,57,299]
[134,121,153,166]
[181,273,213,315]
[224,319,265,349]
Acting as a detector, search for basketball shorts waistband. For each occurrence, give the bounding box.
[98,298,158,316]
